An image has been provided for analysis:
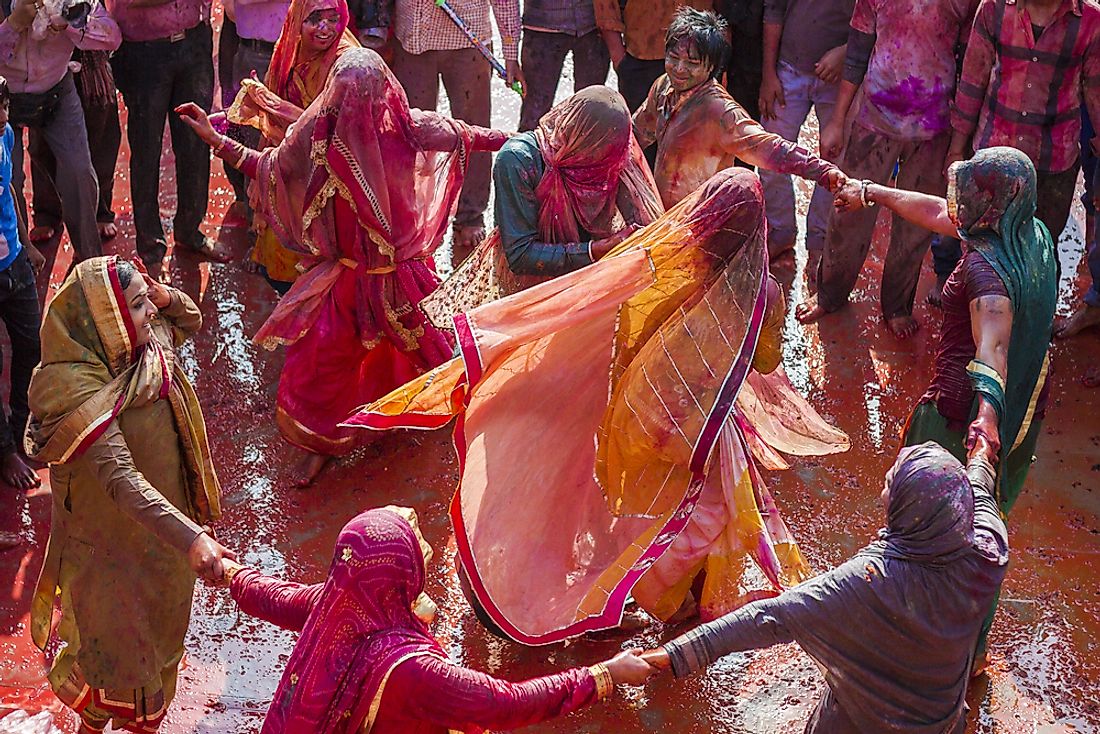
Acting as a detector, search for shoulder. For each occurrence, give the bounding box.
[495,133,543,181]
[962,249,1009,300]
[2,125,12,150]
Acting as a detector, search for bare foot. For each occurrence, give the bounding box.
[885,314,920,340]
[925,275,948,308]
[1054,304,1100,339]
[0,531,22,551]
[795,294,832,324]
[970,650,990,679]
[98,222,118,240]
[2,450,41,490]
[1084,368,1100,388]
[29,224,58,243]
[291,451,332,488]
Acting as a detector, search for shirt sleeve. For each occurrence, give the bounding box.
[389,655,599,730]
[67,3,122,51]
[81,421,205,556]
[159,287,203,345]
[488,0,520,61]
[962,252,1010,302]
[952,0,996,140]
[593,0,625,33]
[719,102,840,188]
[0,22,20,63]
[1083,29,1100,156]
[664,598,797,678]
[492,143,594,276]
[966,455,1009,564]
[230,568,325,631]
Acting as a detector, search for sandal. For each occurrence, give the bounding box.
[98,222,118,240]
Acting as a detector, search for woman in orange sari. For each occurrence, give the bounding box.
[225,0,359,293]
[181,50,508,486]
[350,168,848,643]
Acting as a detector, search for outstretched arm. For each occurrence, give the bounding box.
[229,567,325,632]
[658,598,796,678]
[835,180,957,237]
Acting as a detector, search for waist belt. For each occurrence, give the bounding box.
[238,36,276,53]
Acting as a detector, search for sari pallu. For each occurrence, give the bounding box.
[348,169,848,643]
[247,49,507,454]
[25,256,220,733]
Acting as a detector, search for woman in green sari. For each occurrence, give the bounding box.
[835,146,1058,668]
[25,256,235,733]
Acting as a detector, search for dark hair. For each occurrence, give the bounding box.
[665,8,730,80]
[0,75,9,105]
[116,260,136,290]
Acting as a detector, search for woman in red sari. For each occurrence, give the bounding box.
[179,49,508,485]
[220,507,654,733]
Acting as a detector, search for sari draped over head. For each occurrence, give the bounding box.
[251,48,477,357]
[24,256,220,523]
[948,147,1057,470]
[265,0,359,107]
[420,87,663,324]
[348,169,847,643]
[261,508,447,734]
[671,443,1004,733]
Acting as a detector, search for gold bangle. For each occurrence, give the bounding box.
[588,663,614,700]
[223,563,245,584]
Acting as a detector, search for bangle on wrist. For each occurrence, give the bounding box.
[588,662,614,700]
[859,179,877,208]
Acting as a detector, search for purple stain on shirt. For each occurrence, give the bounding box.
[870,75,951,134]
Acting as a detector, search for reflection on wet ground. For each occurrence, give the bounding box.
[1,55,1098,734]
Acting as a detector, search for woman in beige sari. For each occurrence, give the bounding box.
[25,256,234,733]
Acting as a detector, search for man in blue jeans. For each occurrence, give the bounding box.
[0,76,45,516]
[1055,109,1100,342]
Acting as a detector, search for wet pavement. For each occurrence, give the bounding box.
[1,55,1099,734]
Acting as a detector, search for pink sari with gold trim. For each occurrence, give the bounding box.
[347,170,848,643]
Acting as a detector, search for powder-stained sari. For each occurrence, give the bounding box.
[230,508,603,734]
[421,87,663,323]
[233,49,507,456]
[349,169,847,643]
[25,256,220,733]
[236,0,360,286]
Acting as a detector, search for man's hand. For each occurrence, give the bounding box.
[814,44,846,84]
[5,0,38,32]
[943,148,966,178]
[966,397,1001,458]
[604,649,657,685]
[758,70,785,121]
[604,31,627,68]
[591,223,640,259]
[834,179,864,214]
[25,243,46,274]
[505,59,526,95]
[822,169,847,194]
[820,120,845,161]
[187,533,238,583]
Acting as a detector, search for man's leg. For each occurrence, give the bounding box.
[805,76,840,253]
[799,123,902,321]
[391,43,441,111]
[571,29,611,92]
[113,41,174,264]
[880,133,949,336]
[168,25,215,250]
[1035,162,1079,250]
[26,129,62,233]
[39,74,101,262]
[440,47,492,241]
[0,250,42,490]
[518,30,570,132]
[225,42,273,205]
[616,54,664,114]
[759,62,813,258]
[85,98,122,225]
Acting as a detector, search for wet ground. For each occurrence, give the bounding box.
[1,51,1099,734]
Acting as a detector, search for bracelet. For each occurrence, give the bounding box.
[859,179,877,208]
[213,134,229,158]
[223,563,245,584]
[588,663,615,700]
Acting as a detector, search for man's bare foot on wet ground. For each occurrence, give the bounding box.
[1084,368,1100,388]
[885,314,920,340]
[2,450,40,490]
[1054,304,1100,339]
[795,294,833,324]
[292,450,332,488]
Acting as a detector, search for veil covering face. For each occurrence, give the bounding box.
[347,169,847,643]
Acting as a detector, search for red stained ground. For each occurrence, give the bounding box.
[0,65,1098,734]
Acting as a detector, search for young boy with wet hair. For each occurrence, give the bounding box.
[632,7,845,215]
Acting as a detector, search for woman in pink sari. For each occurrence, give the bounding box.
[220,507,654,733]
[179,49,508,485]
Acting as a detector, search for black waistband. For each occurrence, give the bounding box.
[238,36,277,53]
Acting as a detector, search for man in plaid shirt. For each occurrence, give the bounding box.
[948,0,1100,337]
[393,0,524,260]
